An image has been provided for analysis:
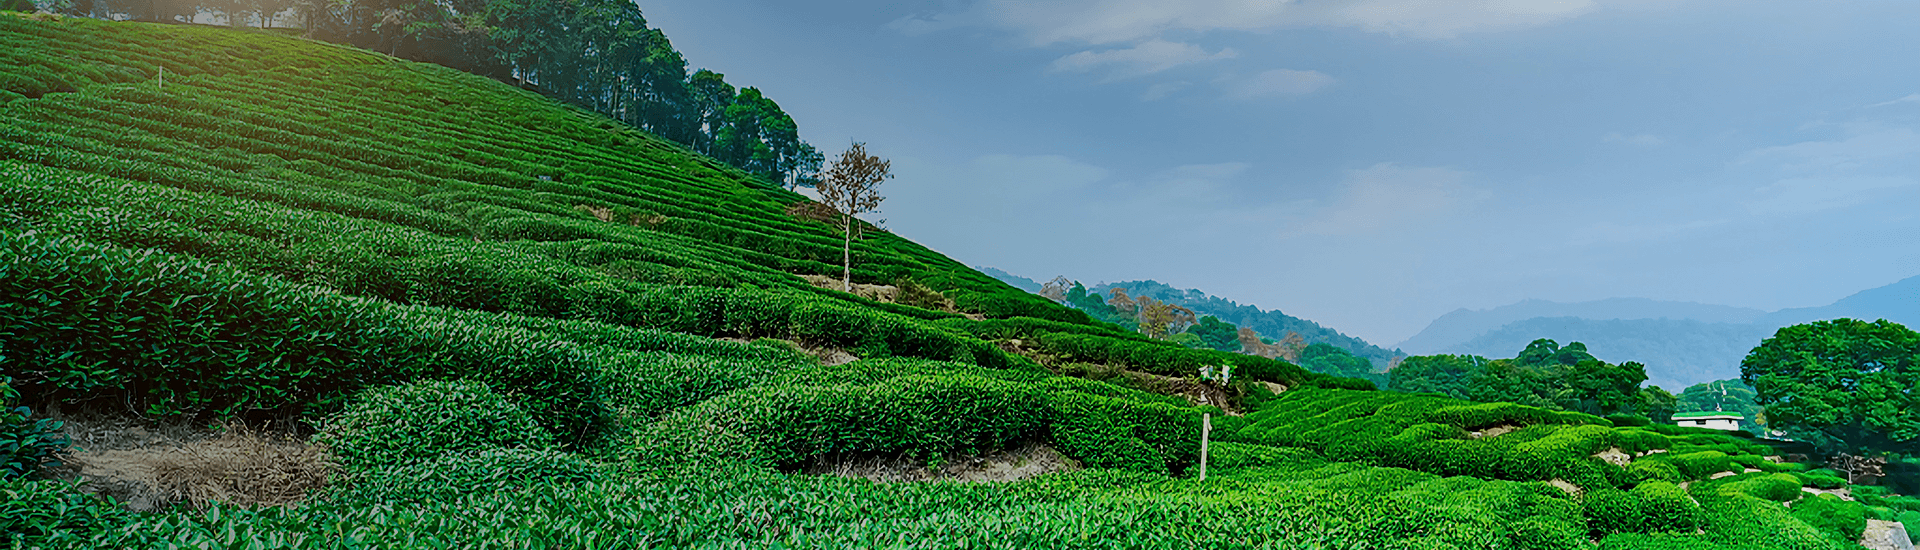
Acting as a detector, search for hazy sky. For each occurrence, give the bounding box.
[641,0,1920,346]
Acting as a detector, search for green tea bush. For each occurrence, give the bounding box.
[1,477,131,549]
[1690,474,1839,550]
[631,359,1203,474]
[1628,459,1684,484]
[1614,428,1673,455]
[314,379,556,472]
[339,448,597,504]
[1585,481,1701,535]
[0,376,72,479]
[1789,493,1866,543]
[1597,533,1737,550]
[1665,451,1737,480]
[1795,470,1848,490]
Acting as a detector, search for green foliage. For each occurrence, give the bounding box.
[1585,481,1701,536]
[0,375,72,479]
[1789,493,1867,543]
[339,448,599,504]
[1185,315,1241,352]
[1742,318,1920,454]
[1391,339,1671,419]
[1795,470,1849,490]
[314,380,556,472]
[1,477,131,549]
[630,359,1203,474]
[1298,343,1385,388]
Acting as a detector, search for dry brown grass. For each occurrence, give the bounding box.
[147,423,333,510]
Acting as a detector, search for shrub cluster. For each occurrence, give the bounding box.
[0,376,71,480]
[314,380,556,473]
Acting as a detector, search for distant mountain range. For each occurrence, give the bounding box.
[975,267,1401,368]
[1398,275,1920,391]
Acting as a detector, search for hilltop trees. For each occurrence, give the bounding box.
[814,143,890,292]
[1388,339,1672,418]
[1741,318,1920,454]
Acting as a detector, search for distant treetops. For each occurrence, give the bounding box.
[43,0,821,190]
[1389,338,1675,421]
[1035,277,1387,386]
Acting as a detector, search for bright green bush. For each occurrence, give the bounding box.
[1666,451,1737,480]
[1613,428,1673,455]
[1795,470,1848,490]
[315,380,556,472]
[1597,533,1737,550]
[1586,481,1701,536]
[1789,493,1866,543]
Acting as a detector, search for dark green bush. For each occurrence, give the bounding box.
[0,376,72,480]
[314,379,556,472]
[1,477,131,548]
[340,448,597,503]
[1605,414,1652,427]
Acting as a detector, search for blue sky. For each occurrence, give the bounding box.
[641,0,1920,346]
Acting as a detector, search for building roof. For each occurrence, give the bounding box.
[1672,411,1743,419]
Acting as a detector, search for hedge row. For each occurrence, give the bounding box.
[628,358,1205,474]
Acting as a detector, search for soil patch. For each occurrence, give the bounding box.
[802,274,898,303]
[1592,447,1632,467]
[50,412,330,511]
[804,442,1079,483]
[1470,424,1520,439]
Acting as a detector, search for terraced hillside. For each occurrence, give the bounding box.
[2,14,1910,550]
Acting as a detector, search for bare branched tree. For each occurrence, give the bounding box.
[814,142,891,292]
[1038,276,1072,303]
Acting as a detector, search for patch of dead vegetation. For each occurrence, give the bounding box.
[1469,424,1521,439]
[802,274,899,303]
[1592,446,1632,467]
[803,442,1079,483]
[51,412,331,511]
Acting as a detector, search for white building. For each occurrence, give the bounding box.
[1672,411,1742,431]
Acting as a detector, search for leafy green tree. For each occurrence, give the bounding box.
[1392,339,1668,417]
[1300,343,1384,387]
[1187,316,1241,353]
[1388,354,1486,397]
[1741,318,1920,454]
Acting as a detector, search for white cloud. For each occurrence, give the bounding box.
[1221,69,1335,99]
[1746,176,1918,215]
[1049,40,1238,81]
[1737,128,1920,172]
[1867,93,1920,109]
[1603,132,1666,146]
[1290,163,1485,237]
[1567,219,1726,245]
[1142,81,1191,100]
[891,0,1611,46]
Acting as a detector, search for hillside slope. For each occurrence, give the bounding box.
[0,15,1890,550]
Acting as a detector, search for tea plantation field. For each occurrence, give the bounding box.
[0,14,1897,549]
